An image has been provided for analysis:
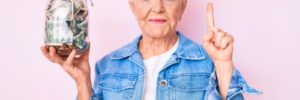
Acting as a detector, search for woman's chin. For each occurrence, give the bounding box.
[144,29,170,39]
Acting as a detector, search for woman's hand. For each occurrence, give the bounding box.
[202,2,234,100]
[40,43,92,99]
[203,3,234,63]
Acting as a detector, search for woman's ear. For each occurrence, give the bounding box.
[128,0,135,13]
[179,0,187,21]
[182,0,187,11]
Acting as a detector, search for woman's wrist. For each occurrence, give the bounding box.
[76,76,92,100]
[213,60,234,99]
[213,60,234,70]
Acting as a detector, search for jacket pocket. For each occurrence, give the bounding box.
[99,73,137,91]
[168,73,210,91]
[167,73,210,100]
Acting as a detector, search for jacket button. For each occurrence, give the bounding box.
[160,80,168,87]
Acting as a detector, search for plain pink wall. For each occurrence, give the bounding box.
[1,0,299,99]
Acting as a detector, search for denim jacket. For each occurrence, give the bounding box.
[90,32,261,100]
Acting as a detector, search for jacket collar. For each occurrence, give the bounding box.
[111,31,206,61]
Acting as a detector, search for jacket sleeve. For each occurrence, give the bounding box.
[207,68,262,100]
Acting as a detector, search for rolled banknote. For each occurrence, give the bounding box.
[45,0,89,56]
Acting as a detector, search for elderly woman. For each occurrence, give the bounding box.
[41,0,260,100]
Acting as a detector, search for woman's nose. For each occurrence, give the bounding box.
[152,1,165,13]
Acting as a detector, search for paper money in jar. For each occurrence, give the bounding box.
[45,0,89,56]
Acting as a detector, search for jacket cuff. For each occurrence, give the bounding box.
[226,68,262,100]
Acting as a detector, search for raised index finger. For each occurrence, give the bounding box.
[207,1,215,29]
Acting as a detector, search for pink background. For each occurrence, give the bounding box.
[1,0,299,99]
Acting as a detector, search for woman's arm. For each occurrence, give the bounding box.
[76,75,92,100]
[203,2,235,99]
[214,61,234,99]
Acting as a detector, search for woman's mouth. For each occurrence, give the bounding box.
[148,19,167,24]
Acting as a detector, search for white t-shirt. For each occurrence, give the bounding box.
[143,39,179,100]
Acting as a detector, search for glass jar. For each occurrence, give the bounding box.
[45,0,89,56]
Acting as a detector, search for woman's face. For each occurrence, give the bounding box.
[129,0,187,38]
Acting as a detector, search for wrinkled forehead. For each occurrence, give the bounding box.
[129,0,186,3]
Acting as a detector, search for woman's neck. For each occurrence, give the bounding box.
[139,32,178,60]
